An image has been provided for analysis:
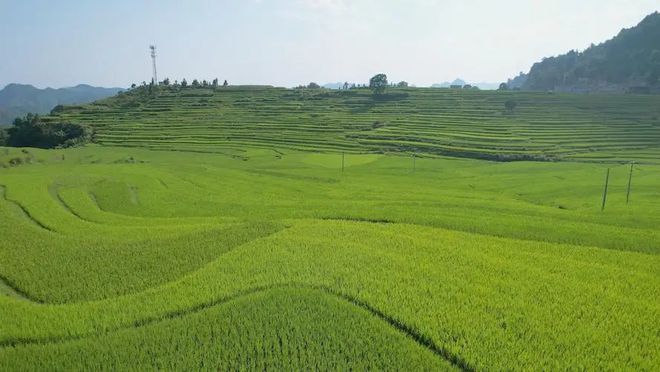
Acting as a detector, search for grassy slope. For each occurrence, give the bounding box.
[0,146,658,370]
[43,86,660,163]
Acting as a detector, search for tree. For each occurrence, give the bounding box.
[369,74,388,95]
[130,83,137,89]
[397,81,409,88]
[504,99,518,112]
[181,79,188,88]
[498,82,509,91]
[307,82,320,89]
[192,79,200,88]
[223,80,228,87]
[6,114,90,148]
[202,80,209,87]
[161,78,170,86]
[212,78,219,88]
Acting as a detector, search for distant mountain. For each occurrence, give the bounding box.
[471,82,500,90]
[431,79,498,90]
[518,12,660,92]
[322,82,360,89]
[0,84,123,124]
[431,79,466,88]
[322,82,344,89]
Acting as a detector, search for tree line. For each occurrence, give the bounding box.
[0,114,90,148]
[131,78,229,90]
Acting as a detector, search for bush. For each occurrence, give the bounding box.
[50,105,66,114]
[0,127,7,146]
[505,100,518,112]
[6,113,92,148]
[8,157,23,166]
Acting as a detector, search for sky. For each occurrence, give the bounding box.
[0,0,658,89]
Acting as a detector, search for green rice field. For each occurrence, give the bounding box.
[46,87,660,163]
[1,87,659,370]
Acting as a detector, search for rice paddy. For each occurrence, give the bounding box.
[1,87,659,370]
[45,87,660,163]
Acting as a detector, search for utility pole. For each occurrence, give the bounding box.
[626,161,634,204]
[601,168,610,211]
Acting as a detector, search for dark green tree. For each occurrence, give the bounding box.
[505,99,518,112]
[369,74,388,95]
[6,114,90,148]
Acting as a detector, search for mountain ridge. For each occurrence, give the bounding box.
[0,83,123,124]
[513,12,660,93]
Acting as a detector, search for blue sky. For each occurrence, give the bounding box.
[0,0,658,88]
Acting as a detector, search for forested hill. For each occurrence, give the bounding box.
[0,84,123,125]
[519,12,660,93]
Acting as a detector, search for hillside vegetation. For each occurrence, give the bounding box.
[0,146,658,370]
[520,12,660,92]
[44,85,660,163]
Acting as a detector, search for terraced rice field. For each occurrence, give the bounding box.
[45,87,660,163]
[0,145,658,370]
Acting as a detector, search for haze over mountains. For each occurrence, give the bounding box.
[0,84,123,125]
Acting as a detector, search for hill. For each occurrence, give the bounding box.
[431,79,499,90]
[519,12,660,92]
[0,83,123,125]
[431,78,466,88]
[44,85,660,163]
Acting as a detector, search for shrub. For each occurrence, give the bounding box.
[8,157,23,166]
[505,100,518,112]
[0,127,7,146]
[50,105,66,114]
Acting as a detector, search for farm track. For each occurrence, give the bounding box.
[0,274,42,303]
[318,216,397,224]
[0,283,473,371]
[0,185,54,232]
[47,184,96,224]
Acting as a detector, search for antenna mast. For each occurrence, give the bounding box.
[149,45,158,84]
